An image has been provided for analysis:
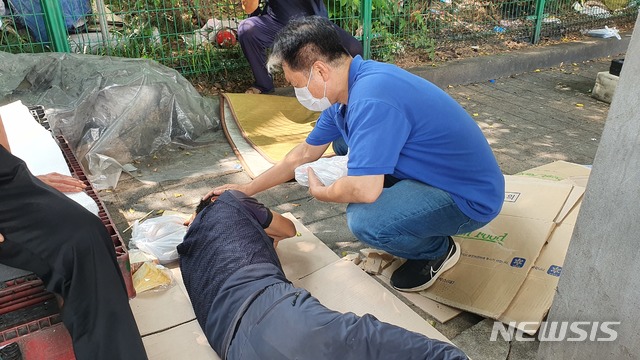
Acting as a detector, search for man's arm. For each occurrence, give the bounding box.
[206,141,330,198]
[241,0,259,14]
[308,169,385,204]
[0,115,10,152]
[1,115,84,192]
[265,211,296,245]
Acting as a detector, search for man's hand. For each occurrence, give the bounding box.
[37,173,86,193]
[307,167,325,197]
[0,233,4,243]
[203,183,250,200]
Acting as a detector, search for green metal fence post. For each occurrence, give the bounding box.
[361,0,372,59]
[532,0,547,44]
[41,0,71,52]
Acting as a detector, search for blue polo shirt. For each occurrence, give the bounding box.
[306,56,504,222]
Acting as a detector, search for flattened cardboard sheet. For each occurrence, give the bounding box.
[277,213,341,281]
[516,161,591,224]
[498,219,577,334]
[131,266,197,336]
[142,320,220,360]
[294,259,451,343]
[281,214,450,342]
[424,176,574,318]
[516,160,591,182]
[377,259,463,324]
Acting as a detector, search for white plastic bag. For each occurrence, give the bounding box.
[586,26,621,40]
[130,215,187,263]
[294,156,349,187]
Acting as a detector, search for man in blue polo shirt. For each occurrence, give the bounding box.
[238,0,362,94]
[209,16,505,292]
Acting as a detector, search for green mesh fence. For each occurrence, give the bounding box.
[1,0,637,79]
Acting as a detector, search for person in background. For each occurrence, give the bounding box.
[208,16,505,293]
[239,0,363,94]
[0,115,148,360]
[179,189,469,360]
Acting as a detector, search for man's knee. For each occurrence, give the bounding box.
[237,18,261,44]
[346,204,376,240]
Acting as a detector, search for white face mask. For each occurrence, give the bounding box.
[294,67,332,112]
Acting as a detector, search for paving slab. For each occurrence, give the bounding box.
[452,319,511,360]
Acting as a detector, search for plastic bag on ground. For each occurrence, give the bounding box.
[130,215,187,264]
[585,26,621,40]
[295,155,349,187]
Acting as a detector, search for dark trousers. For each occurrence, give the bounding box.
[227,282,468,360]
[0,148,147,360]
[238,14,363,93]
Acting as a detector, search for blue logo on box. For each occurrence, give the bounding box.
[547,265,563,277]
[510,257,526,268]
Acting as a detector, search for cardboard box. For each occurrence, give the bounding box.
[424,169,586,321]
[498,204,581,334]
[496,161,590,333]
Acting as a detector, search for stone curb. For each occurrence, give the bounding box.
[408,33,632,87]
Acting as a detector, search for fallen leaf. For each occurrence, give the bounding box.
[128,208,135,213]
[576,103,584,107]
[535,69,541,72]
[174,193,183,198]
[473,113,479,117]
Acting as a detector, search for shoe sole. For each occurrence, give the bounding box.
[393,242,461,293]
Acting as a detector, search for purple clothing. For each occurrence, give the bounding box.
[225,190,273,228]
[238,1,362,93]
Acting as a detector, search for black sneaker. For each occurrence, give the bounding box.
[390,237,460,292]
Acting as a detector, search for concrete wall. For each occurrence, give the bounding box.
[538,14,640,359]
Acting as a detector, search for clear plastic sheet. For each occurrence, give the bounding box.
[0,52,220,189]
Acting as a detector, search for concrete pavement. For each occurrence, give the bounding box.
[100,41,625,360]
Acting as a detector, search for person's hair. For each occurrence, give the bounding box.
[267,16,350,74]
[195,194,218,215]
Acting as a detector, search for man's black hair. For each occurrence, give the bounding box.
[195,194,218,215]
[268,16,350,73]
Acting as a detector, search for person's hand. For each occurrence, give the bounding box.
[37,173,86,193]
[307,167,325,197]
[203,183,248,200]
[183,213,196,227]
[0,233,4,243]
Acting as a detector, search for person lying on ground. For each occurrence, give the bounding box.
[0,115,148,360]
[179,189,469,360]
[207,16,505,293]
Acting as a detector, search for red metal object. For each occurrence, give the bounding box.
[0,315,75,360]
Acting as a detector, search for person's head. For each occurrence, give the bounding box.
[267,16,352,109]
[195,194,219,215]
